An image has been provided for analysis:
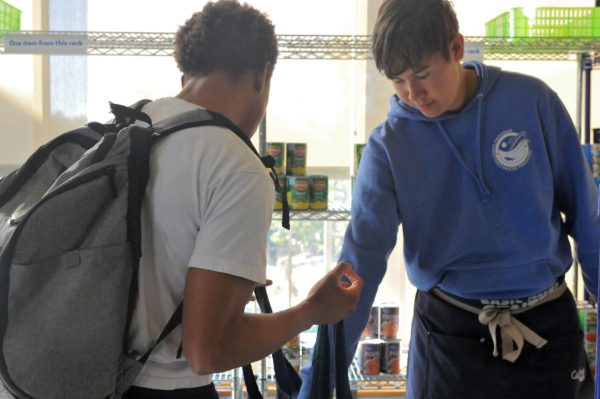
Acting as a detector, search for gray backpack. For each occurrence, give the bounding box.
[0,101,289,399]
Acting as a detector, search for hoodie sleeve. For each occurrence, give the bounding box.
[338,131,402,359]
[297,128,401,399]
[543,90,600,299]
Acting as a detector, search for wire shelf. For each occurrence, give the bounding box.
[1,31,599,60]
[272,205,351,221]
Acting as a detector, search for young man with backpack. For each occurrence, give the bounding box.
[0,1,361,398]
[123,1,363,398]
[299,1,599,398]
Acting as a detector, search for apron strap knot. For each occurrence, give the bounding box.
[478,308,547,362]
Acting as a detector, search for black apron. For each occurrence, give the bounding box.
[406,288,594,399]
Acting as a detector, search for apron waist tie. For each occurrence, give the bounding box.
[432,281,567,363]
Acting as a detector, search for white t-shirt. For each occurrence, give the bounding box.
[128,97,274,389]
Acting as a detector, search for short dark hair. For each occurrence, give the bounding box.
[174,0,278,79]
[372,0,459,78]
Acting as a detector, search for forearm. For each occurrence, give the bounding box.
[183,265,362,375]
[202,302,316,374]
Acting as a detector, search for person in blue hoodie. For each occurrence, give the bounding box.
[298,0,599,398]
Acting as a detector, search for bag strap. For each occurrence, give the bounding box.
[138,303,183,364]
[309,321,352,399]
[109,101,153,128]
[242,287,303,399]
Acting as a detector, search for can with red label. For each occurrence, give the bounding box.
[308,175,328,210]
[358,339,381,375]
[380,304,399,339]
[287,176,309,210]
[381,339,401,374]
[266,142,285,175]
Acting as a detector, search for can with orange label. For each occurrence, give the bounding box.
[358,339,381,375]
[380,305,399,339]
[381,339,401,374]
[362,306,379,339]
[283,335,301,372]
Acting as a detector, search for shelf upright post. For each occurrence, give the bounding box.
[576,53,584,141]
[232,367,243,399]
[584,53,593,145]
[259,114,267,156]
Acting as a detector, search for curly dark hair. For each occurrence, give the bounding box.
[372,0,459,78]
[174,0,278,79]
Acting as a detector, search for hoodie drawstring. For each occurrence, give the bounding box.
[436,93,491,202]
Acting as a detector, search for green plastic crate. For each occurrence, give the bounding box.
[0,0,21,31]
[485,7,600,38]
[485,9,529,37]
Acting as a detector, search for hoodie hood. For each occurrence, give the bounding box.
[387,61,502,202]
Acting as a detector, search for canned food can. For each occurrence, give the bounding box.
[283,335,301,372]
[309,175,328,210]
[358,339,381,375]
[274,174,286,210]
[266,142,285,175]
[354,144,366,175]
[286,143,307,176]
[362,306,379,339]
[578,305,597,371]
[380,305,399,339]
[380,339,401,374]
[287,176,309,210]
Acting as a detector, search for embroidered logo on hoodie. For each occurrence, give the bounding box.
[492,130,531,171]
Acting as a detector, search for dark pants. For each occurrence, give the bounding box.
[407,289,594,399]
[123,383,219,399]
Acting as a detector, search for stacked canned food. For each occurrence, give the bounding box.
[266,142,329,210]
[358,304,401,376]
[577,302,597,375]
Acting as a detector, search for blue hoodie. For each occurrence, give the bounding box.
[298,61,600,398]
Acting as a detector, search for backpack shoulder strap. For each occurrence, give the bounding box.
[151,108,291,229]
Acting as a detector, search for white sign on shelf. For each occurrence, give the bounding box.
[4,34,88,55]
[464,40,484,63]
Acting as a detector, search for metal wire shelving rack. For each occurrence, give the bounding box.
[272,205,351,222]
[1,31,599,60]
